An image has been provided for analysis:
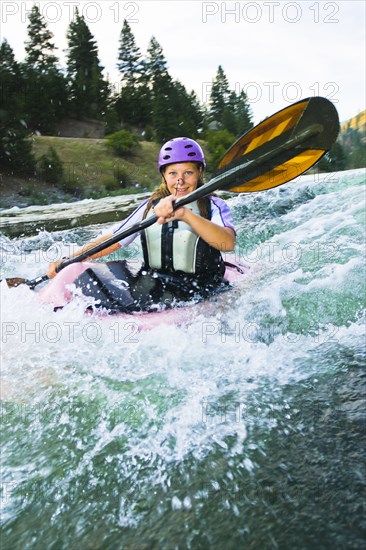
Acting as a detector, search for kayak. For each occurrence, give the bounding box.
[38,256,249,329]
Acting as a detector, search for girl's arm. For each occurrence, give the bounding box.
[46,199,149,278]
[47,233,121,278]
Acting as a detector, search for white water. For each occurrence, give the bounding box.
[1,168,365,549]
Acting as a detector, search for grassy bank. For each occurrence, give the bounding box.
[32,135,162,194]
[0,136,163,208]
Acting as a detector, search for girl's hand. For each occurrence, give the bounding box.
[47,260,64,278]
[154,195,185,224]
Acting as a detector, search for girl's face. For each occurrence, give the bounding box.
[163,162,201,197]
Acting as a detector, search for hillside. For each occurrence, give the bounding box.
[1,111,364,209]
[0,137,162,208]
[338,110,365,169]
[341,110,366,134]
[0,136,213,209]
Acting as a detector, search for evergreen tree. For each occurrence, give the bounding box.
[209,65,230,126]
[318,141,347,172]
[0,40,35,173]
[151,72,177,142]
[115,83,152,129]
[209,67,252,137]
[222,91,238,135]
[191,90,206,132]
[341,125,365,168]
[145,37,201,142]
[0,39,22,114]
[145,37,174,141]
[234,89,253,135]
[221,89,253,136]
[170,82,203,138]
[66,9,109,119]
[117,19,143,85]
[116,32,203,141]
[22,5,68,134]
[150,77,204,143]
[145,36,169,84]
[115,20,152,131]
[24,5,58,70]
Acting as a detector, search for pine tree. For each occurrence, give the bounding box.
[318,141,347,171]
[117,19,143,85]
[22,5,68,134]
[341,126,365,168]
[222,89,253,136]
[145,36,169,84]
[0,39,22,112]
[115,83,152,130]
[24,5,58,70]
[144,37,173,141]
[151,72,177,142]
[209,65,230,126]
[222,91,238,135]
[115,20,152,131]
[0,40,35,173]
[234,89,253,135]
[170,82,203,138]
[66,9,109,119]
[209,67,252,137]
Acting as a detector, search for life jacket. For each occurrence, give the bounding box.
[140,200,225,280]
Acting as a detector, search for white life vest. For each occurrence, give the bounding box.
[141,201,224,277]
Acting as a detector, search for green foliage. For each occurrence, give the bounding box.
[21,5,68,134]
[145,37,176,142]
[0,125,35,174]
[340,127,365,169]
[169,82,204,139]
[210,65,230,123]
[21,66,68,134]
[103,163,132,190]
[115,83,152,129]
[150,73,178,143]
[36,146,64,183]
[317,141,347,172]
[1,11,361,179]
[208,66,253,137]
[105,129,141,157]
[24,5,58,69]
[0,40,35,174]
[146,36,169,81]
[115,22,152,130]
[117,19,144,86]
[143,35,203,141]
[204,129,236,171]
[66,9,109,119]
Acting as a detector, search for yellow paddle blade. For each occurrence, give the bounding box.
[215,96,340,193]
[218,99,311,169]
[228,150,325,193]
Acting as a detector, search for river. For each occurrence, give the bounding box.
[1,168,365,549]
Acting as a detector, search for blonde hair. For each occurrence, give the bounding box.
[143,164,211,219]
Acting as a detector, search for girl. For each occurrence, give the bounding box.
[43,137,236,311]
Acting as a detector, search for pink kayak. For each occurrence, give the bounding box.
[39,257,249,329]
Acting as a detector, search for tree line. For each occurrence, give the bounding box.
[0,6,252,176]
[0,6,362,180]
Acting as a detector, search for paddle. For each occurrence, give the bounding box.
[4,96,339,289]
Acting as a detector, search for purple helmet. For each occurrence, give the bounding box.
[158,137,206,172]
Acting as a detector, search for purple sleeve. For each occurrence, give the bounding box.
[210,196,236,234]
[109,198,149,246]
